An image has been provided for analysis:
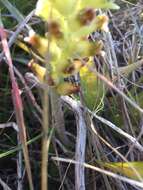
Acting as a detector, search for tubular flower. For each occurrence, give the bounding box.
[26,0,119,109]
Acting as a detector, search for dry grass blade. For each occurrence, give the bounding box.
[94,69,143,113]
[62,96,87,190]
[14,68,42,116]
[0,27,34,190]
[89,112,143,152]
[52,157,143,189]
[0,178,12,190]
[0,10,34,62]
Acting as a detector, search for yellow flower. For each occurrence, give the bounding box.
[24,30,62,60]
[56,82,80,95]
[35,0,119,21]
[28,59,46,82]
[95,14,109,32]
[24,30,49,57]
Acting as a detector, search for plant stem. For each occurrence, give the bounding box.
[41,87,49,190]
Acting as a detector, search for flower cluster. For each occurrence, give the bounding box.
[25,0,119,109]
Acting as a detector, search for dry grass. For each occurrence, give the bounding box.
[0,0,143,190]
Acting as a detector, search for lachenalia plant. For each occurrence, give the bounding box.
[25,0,119,110]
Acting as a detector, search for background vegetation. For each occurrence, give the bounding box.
[1,0,143,190]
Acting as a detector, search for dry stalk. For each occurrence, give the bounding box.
[41,85,49,190]
[0,27,34,190]
[25,72,72,145]
[62,96,87,190]
[50,88,71,145]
